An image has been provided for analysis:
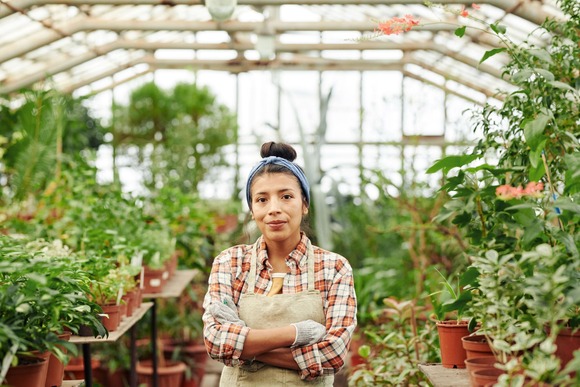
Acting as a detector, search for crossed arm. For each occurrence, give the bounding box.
[207,299,326,370]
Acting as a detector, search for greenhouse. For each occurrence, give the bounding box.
[0,0,578,386]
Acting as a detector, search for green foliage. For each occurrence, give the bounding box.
[0,90,104,203]
[0,235,107,384]
[145,185,219,272]
[426,2,580,383]
[429,267,479,323]
[349,299,439,386]
[111,81,237,193]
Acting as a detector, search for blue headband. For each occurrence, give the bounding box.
[246,156,310,207]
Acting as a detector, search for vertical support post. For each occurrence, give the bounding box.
[151,299,159,387]
[82,343,93,387]
[130,323,137,387]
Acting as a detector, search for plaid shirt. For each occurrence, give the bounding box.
[202,233,357,380]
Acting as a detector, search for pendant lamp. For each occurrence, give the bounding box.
[205,0,237,21]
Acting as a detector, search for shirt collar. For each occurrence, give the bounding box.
[255,233,310,268]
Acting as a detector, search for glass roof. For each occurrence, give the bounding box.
[0,0,565,98]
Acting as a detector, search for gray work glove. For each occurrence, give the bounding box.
[291,320,326,347]
[208,297,246,326]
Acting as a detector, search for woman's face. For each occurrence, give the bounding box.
[250,172,308,246]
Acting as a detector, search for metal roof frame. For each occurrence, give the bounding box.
[0,0,565,101]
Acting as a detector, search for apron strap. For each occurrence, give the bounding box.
[247,238,260,295]
[247,236,315,294]
[307,240,315,291]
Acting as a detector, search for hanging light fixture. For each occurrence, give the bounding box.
[204,0,237,21]
[255,21,276,60]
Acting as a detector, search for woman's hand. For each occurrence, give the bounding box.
[208,297,246,326]
[291,320,326,347]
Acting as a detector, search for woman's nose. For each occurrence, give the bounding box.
[267,198,282,213]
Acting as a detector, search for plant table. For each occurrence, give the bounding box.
[418,363,470,387]
[142,269,198,387]
[70,302,153,387]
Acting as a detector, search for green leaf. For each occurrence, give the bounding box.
[426,154,480,174]
[549,81,578,93]
[535,68,555,81]
[24,273,47,285]
[506,203,538,211]
[491,24,507,34]
[468,317,478,332]
[523,113,550,150]
[511,69,533,83]
[460,266,479,287]
[522,220,543,247]
[554,197,580,214]
[455,26,466,37]
[528,140,546,168]
[554,230,579,257]
[529,49,554,65]
[479,48,507,64]
[358,345,371,358]
[529,162,546,182]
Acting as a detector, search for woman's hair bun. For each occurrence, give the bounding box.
[260,141,297,162]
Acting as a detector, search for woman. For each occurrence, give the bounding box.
[202,141,357,386]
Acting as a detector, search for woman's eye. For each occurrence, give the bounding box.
[282,194,292,200]
[256,197,266,203]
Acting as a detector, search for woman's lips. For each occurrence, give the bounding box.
[267,221,285,230]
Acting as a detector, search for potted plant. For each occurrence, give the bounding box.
[429,267,479,369]
[349,297,439,386]
[414,1,580,383]
[0,235,105,386]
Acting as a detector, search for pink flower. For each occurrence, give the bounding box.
[377,14,420,36]
[523,181,544,198]
[472,3,481,10]
[460,6,469,17]
[496,185,514,200]
[496,182,544,200]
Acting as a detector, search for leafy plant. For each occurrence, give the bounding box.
[110,81,237,193]
[0,90,103,204]
[429,267,479,325]
[349,298,439,386]
[0,235,106,384]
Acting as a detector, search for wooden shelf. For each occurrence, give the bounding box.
[419,363,470,387]
[142,269,197,299]
[61,380,84,387]
[70,302,153,344]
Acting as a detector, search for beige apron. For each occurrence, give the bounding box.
[220,239,334,386]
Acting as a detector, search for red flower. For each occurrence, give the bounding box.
[377,14,420,36]
[460,5,469,17]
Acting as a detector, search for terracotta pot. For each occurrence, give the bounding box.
[162,340,208,386]
[472,368,504,387]
[142,266,167,294]
[436,320,471,368]
[462,334,493,359]
[45,331,72,387]
[122,291,135,317]
[64,356,101,380]
[5,355,49,387]
[137,360,186,387]
[100,303,121,332]
[130,287,142,309]
[166,252,179,278]
[102,367,129,387]
[465,356,498,386]
[30,351,51,386]
[119,300,128,320]
[554,326,580,369]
